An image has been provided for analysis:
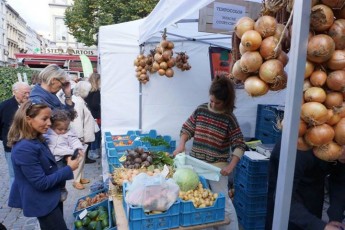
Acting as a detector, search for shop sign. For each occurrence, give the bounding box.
[212,2,245,30]
[45,47,97,56]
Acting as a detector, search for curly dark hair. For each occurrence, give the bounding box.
[209,75,236,113]
[51,109,77,125]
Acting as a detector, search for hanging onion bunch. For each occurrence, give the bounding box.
[134,54,149,84]
[175,52,191,71]
[152,36,176,78]
[232,13,290,97]
[295,2,345,162]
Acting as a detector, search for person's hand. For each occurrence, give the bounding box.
[220,164,233,176]
[173,145,185,156]
[324,221,345,230]
[61,81,72,96]
[66,155,80,171]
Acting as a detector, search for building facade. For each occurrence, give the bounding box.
[0,0,6,66]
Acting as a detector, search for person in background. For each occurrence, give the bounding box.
[85,73,101,159]
[7,100,80,230]
[265,138,345,230]
[70,81,99,190]
[173,76,246,230]
[30,72,41,86]
[30,64,74,110]
[0,82,31,190]
[45,109,84,202]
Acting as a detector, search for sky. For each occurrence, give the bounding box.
[7,0,51,37]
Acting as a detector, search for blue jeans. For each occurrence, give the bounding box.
[5,151,14,190]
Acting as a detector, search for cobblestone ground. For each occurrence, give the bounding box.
[0,143,103,230]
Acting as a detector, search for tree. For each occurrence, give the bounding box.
[64,0,159,46]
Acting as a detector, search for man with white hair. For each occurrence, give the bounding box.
[0,81,31,189]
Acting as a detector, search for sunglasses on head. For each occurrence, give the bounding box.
[26,99,48,115]
[55,78,70,87]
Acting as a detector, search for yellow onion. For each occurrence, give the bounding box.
[313,141,343,161]
[307,34,335,63]
[310,4,334,32]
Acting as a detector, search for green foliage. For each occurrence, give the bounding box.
[64,0,159,46]
[0,67,39,102]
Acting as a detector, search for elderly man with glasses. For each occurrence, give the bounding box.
[0,81,31,190]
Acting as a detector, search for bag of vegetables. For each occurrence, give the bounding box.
[125,173,179,212]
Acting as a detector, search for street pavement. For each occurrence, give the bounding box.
[0,142,104,230]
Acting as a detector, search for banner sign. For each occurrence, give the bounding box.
[212,2,246,31]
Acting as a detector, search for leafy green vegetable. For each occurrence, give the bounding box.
[140,137,170,147]
[173,168,200,192]
[151,151,174,167]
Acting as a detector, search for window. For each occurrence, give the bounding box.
[55,18,68,41]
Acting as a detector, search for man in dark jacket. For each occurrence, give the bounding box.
[266,138,345,230]
[0,82,31,189]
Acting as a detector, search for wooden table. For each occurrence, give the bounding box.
[111,195,230,230]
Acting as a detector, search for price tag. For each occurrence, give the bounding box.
[78,209,88,219]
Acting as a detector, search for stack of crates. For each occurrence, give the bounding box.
[234,151,269,230]
[255,104,284,144]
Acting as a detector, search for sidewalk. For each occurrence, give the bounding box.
[0,143,103,230]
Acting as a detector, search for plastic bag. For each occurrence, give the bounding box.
[125,173,179,212]
[174,152,221,181]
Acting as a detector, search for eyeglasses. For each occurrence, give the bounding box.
[55,78,70,87]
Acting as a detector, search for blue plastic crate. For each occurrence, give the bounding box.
[108,199,117,230]
[235,203,266,230]
[73,188,109,217]
[73,200,115,230]
[255,130,281,144]
[105,140,143,152]
[233,185,267,214]
[179,193,225,227]
[238,154,269,174]
[234,169,268,195]
[234,166,268,188]
[256,104,284,118]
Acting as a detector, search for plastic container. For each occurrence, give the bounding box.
[73,200,116,230]
[179,193,225,227]
[233,185,267,214]
[105,140,142,152]
[73,188,109,217]
[235,203,266,230]
[237,154,269,174]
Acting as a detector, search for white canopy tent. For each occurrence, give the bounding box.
[98,0,285,142]
[98,0,311,229]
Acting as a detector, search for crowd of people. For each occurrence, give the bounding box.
[0,64,344,230]
[0,64,101,229]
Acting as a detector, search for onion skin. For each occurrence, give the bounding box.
[309,70,327,87]
[310,4,334,32]
[304,87,327,103]
[276,51,289,67]
[326,70,345,92]
[324,92,344,109]
[299,119,308,137]
[304,123,335,146]
[313,141,343,161]
[259,59,284,83]
[254,15,277,38]
[328,19,345,50]
[234,17,255,39]
[307,34,335,63]
[326,109,341,126]
[244,76,269,97]
[301,102,329,125]
[334,118,345,145]
[231,60,249,81]
[259,36,281,60]
[268,71,287,91]
[321,0,345,9]
[326,50,345,70]
[305,60,315,79]
[240,51,263,73]
[241,30,262,51]
[297,136,312,151]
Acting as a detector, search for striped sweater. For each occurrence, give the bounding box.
[181,103,246,163]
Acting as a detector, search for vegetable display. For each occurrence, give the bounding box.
[74,206,110,230]
[179,182,219,208]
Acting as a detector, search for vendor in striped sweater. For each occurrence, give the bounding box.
[174,75,246,230]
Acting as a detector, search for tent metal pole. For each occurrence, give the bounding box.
[272,1,311,229]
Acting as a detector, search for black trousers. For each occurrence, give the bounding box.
[37,202,67,230]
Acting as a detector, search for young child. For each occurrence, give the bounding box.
[45,109,84,202]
